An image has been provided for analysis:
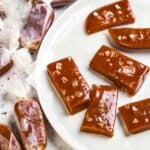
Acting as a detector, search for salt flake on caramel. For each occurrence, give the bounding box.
[109,28,150,49]
[47,57,90,114]
[85,0,135,34]
[90,45,149,95]
[119,98,150,135]
[81,85,118,137]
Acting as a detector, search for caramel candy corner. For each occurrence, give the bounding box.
[90,45,149,95]
[14,99,47,150]
[81,85,118,137]
[119,98,150,135]
[47,57,90,114]
[85,0,135,34]
[0,124,21,150]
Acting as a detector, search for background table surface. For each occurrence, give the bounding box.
[0,1,73,149]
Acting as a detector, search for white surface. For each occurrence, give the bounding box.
[0,0,35,127]
[36,0,150,150]
[0,0,70,149]
[0,0,31,50]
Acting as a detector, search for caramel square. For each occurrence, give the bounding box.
[47,57,90,114]
[81,85,118,137]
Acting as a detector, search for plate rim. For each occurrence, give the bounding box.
[36,0,88,149]
[35,0,150,149]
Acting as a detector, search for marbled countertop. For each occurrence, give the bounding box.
[0,1,72,149]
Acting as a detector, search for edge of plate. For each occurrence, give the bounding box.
[36,0,88,150]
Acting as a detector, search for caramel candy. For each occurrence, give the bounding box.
[0,46,13,76]
[119,98,150,135]
[51,0,76,8]
[47,57,90,114]
[0,124,21,150]
[81,85,118,137]
[109,28,150,49]
[14,100,47,150]
[85,0,135,34]
[20,2,54,50]
[90,45,149,95]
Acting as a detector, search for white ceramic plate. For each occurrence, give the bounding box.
[36,0,150,149]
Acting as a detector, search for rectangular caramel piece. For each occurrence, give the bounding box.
[119,99,150,135]
[90,45,149,95]
[81,85,118,137]
[47,57,90,114]
[14,100,47,150]
[86,0,135,34]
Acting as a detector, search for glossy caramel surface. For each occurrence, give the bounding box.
[0,47,13,76]
[90,45,149,95]
[81,85,118,137]
[14,100,47,148]
[0,124,21,150]
[47,57,90,114]
[109,28,150,49]
[119,99,150,134]
[0,59,13,76]
[85,0,135,34]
